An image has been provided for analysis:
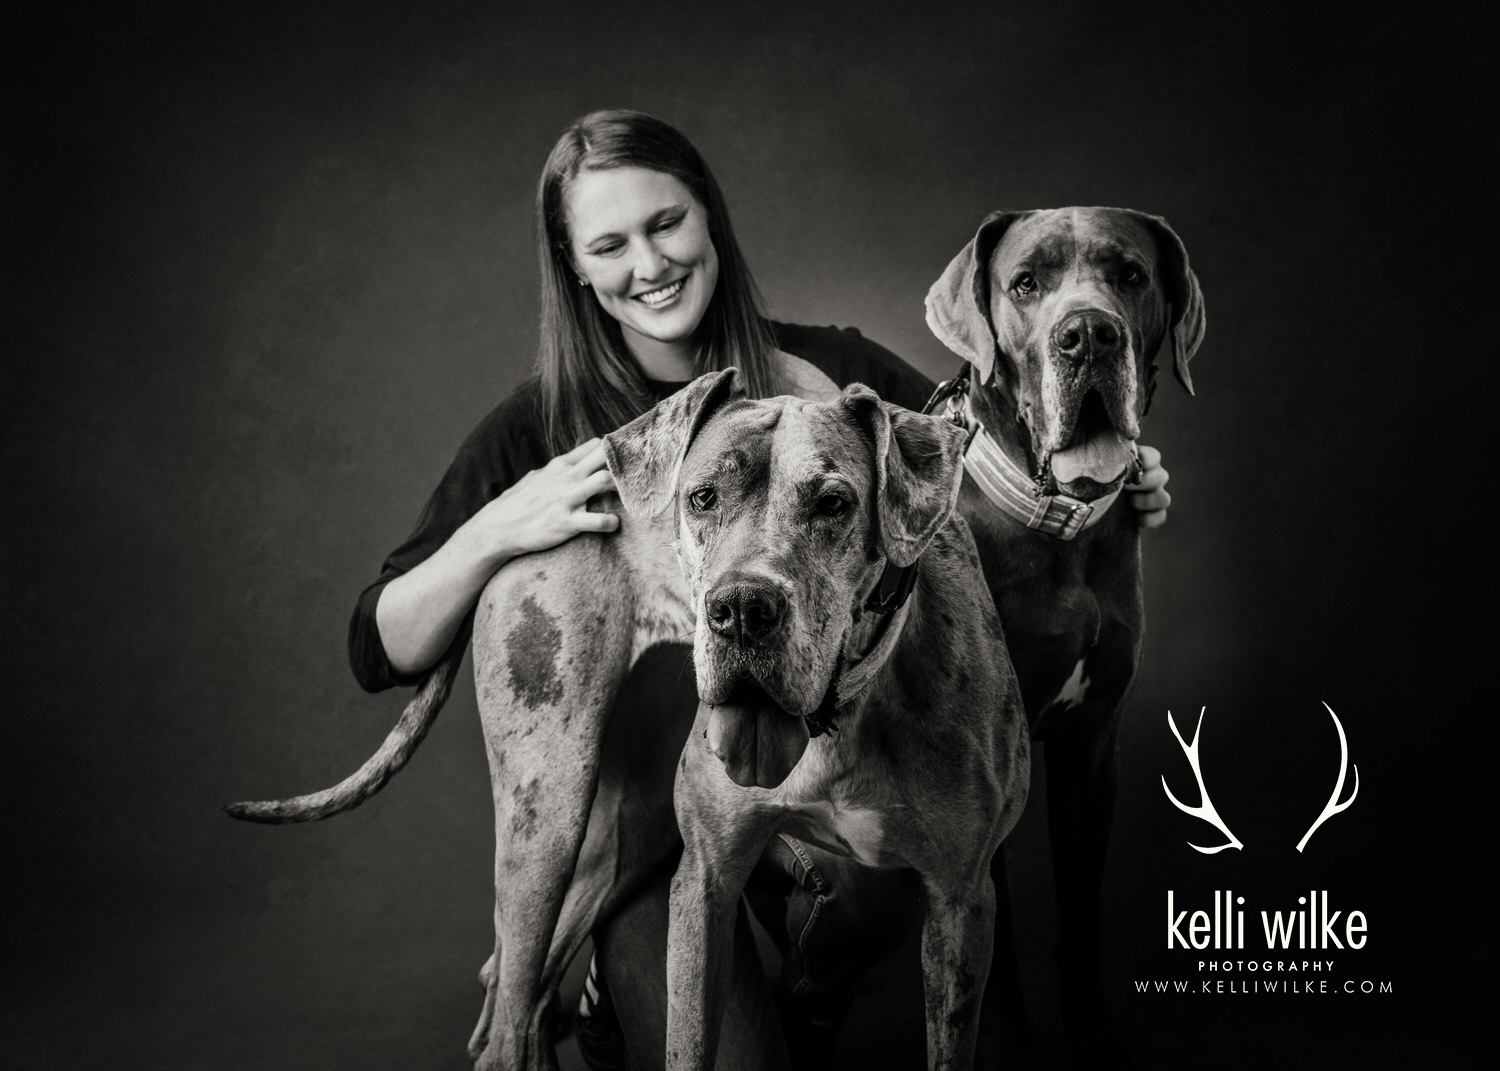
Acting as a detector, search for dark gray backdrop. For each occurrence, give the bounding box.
[3,2,1486,1068]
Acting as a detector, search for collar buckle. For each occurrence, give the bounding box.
[1027,495,1095,539]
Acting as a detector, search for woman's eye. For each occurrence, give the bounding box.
[815,493,847,517]
[688,487,717,512]
[653,215,684,235]
[1012,273,1037,295]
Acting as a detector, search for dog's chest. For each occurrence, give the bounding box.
[630,581,693,654]
[782,798,897,868]
[1010,579,1138,734]
[968,509,1142,728]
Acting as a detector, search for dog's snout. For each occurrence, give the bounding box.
[1052,310,1123,363]
[705,573,787,645]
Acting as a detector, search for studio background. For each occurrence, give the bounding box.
[3,2,1485,1068]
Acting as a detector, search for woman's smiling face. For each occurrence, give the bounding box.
[566,166,720,376]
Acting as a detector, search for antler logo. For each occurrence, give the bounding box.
[1160,708,1243,854]
[1162,703,1359,853]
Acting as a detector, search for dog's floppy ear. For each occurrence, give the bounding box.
[604,369,741,517]
[1127,210,1207,395]
[842,384,968,568]
[924,210,1025,388]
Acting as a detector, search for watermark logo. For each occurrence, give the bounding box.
[1162,702,1359,853]
[1139,705,1391,1001]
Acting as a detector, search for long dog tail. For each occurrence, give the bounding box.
[224,640,465,824]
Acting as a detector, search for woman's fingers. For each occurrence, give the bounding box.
[569,440,610,475]
[556,459,616,508]
[581,466,617,496]
[1133,444,1168,492]
[1134,466,1167,493]
[561,436,605,463]
[1133,487,1171,511]
[1129,443,1171,528]
[573,507,620,533]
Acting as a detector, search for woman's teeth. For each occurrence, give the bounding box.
[638,278,685,306]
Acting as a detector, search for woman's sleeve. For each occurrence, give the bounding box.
[347,385,548,692]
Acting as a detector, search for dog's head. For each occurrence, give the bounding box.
[605,372,967,788]
[926,207,1206,500]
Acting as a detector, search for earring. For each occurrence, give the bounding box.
[577,276,589,286]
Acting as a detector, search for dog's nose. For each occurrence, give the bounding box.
[1052,311,1123,363]
[705,575,786,645]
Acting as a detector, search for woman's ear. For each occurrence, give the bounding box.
[562,247,588,287]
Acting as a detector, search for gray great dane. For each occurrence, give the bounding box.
[598,372,1028,1071]
[925,206,1204,1064]
[228,354,860,1071]
[227,205,1203,1069]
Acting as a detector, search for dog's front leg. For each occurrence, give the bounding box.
[666,843,751,1071]
[665,735,775,1071]
[976,844,1032,1067]
[1044,717,1129,1066]
[919,870,997,1071]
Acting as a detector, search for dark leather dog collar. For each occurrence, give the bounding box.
[810,591,912,735]
[864,556,919,614]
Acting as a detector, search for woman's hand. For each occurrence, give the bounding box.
[376,439,619,677]
[1128,444,1171,529]
[464,438,620,562]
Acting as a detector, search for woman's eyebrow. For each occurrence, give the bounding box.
[576,224,621,248]
[580,204,689,248]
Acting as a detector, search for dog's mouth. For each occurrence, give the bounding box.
[1047,389,1136,497]
[703,675,812,789]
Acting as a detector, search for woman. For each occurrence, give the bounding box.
[348,109,1171,1069]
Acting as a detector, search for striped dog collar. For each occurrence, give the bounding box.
[962,397,1127,541]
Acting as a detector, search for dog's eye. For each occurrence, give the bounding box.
[814,493,847,518]
[1121,265,1146,286]
[688,487,717,512]
[1011,272,1037,296]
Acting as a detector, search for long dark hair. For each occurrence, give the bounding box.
[536,109,783,452]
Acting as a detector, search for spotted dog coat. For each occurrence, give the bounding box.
[603,372,1028,1071]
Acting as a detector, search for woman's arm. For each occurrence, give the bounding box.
[374,438,618,677]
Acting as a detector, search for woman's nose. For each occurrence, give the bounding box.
[629,237,668,280]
